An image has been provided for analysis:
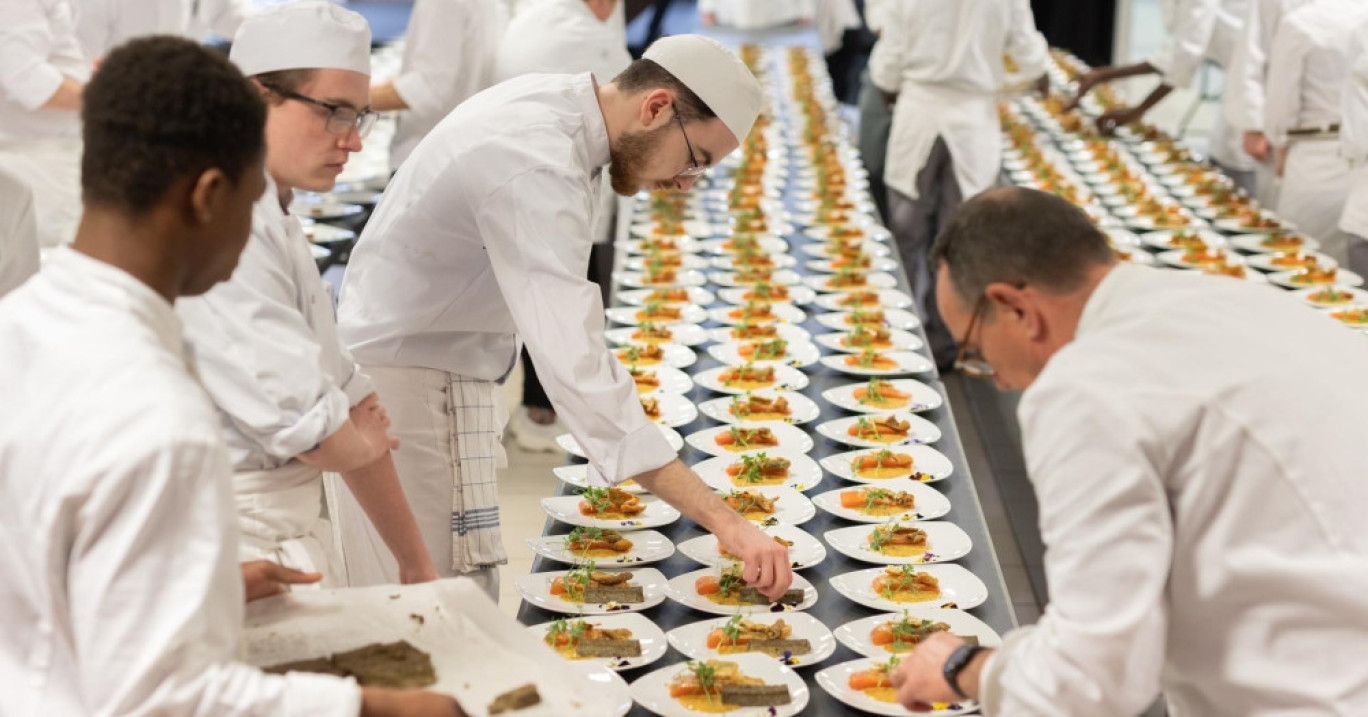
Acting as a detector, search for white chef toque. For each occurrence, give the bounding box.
[642,35,762,143]
[230,1,372,77]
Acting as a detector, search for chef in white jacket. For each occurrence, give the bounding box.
[178,1,438,588]
[868,0,1049,367]
[0,166,39,297]
[0,35,460,716]
[699,0,811,29]
[370,0,501,170]
[1339,16,1368,276]
[1263,0,1368,261]
[0,0,90,249]
[889,186,1368,715]
[74,0,252,58]
[336,36,794,600]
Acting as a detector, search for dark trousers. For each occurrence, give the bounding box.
[887,137,963,369]
[857,69,893,224]
[522,240,614,410]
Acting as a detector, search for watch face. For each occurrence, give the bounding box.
[942,643,983,700]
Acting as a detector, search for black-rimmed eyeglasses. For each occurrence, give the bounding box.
[953,294,996,378]
[674,109,709,178]
[260,82,378,138]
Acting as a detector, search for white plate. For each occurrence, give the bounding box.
[711,254,798,270]
[605,324,708,347]
[708,269,803,288]
[801,224,890,242]
[706,324,813,345]
[666,612,837,668]
[813,289,914,311]
[816,658,975,717]
[717,285,818,306]
[834,609,1003,659]
[811,480,952,523]
[612,343,698,370]
[803,271,899,293]
[693,364,812,395]
[540,494,682,531]
[1267,268,1366,289]
[697,391,822,426]
[806,257,899,274]
[557,425,683,457]
[691,450,824,492]
[800,241,890,259]
[526,529,676,567]
[1289,285,1368,308]
[1139,229,1227,251]
[828,564,989,612]
[618,269,708,288]
[824,522,972,565]
[301,223,355,243]
[516,567,668,615]
[623,254,711,271]
[685,423,816,458]
[706,340,820,368]
[606,305,708,326]
[699,237,791,255]
[619,237,703,255]
[814,309,922,332]
[820,378,943,413]
[1215,216,1294,234]
[818,352,936,377]
[814,414,942,448]
[1230,233,1321,254]
[1155,248,1245,270]
[630,652,810,717]
[524,612,669,672]
[291,199,363,219]
[1244,252,1337,273]
[553,464,649,495]
[607,364,694,394]
[813,328,925,355]
[820,445,955,484]
[665,568,820,615]
[641,393,699,428]
[616,287,716,307]
[676,524,828,571]
[706,303,808,326]
[717,485,816,526]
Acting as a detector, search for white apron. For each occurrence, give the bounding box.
[885,82,1000,202]
[1276,139,1351,261]
[0,137,83,249]
[234,461,339,588]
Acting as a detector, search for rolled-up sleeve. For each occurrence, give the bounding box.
[1147,0,1221,89]
[0,0,69,110]
[1004,0,1050,84]
[474,166,675,486]
[979,379,1172,716]
[391,0,493,119]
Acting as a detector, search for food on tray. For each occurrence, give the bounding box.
[830,252,872,270]
[645,288,691,304]
[843,326,893,350]
[640,396,661,420]
[1289,266,1339,286]
[734,268,774,285]
[728,393,792,421]
[1179,248,1228,267]
[1204,262,1248,279]
[723,490,778,520]
[488,683,542,714]
[728,322,779,340]
[1240,213,1282,229]
[868,524,928,556]
[731,251,775,268]
[844,309,885,326]
[564,527,634,557]
[724,234,762,254]
[849,416,911,443]
[617,344,664,366]
[634,302,682,323]
[631,322,673,344]
[742,282,789,302]
[714,426,781,452]
[838,291,881,307]
[727,301,774,323]
[644,268,677,285]
[854,378,911,409]
[847,655,902,703]
[826,270,869,289]
[1163,231,1210,250]
[1260,234,1307,252]
[1330,307,1368,326]
[542,618,641,660]
[718,534,795,561]
[706,615,811,657]
[627,367,659,393]
[668,659,793,710]
[840,485,917,514]
[845,350,899,371]
[719,363,776,390]
[871,612,972,654]
[1307,288,1355,306]
[549,565,645,604]
[266,640,437,689]
[872,565,943,603]
[1268,252,1322,269]
[738,338,788,361]
[578,487,646,519]
[726,453,792,486]
[694,564,806,608]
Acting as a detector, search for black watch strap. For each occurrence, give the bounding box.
[942,643,985,700]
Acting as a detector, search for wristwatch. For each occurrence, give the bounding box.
[942,643,986,700]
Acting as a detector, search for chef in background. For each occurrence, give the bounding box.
[75,0,251,59]
[177,1,438,588]
[699,0,811,29]
[0,166,39,298]
[869,0,1049,369]
[0,0,90,249]
[1337,15,1368,277]
[370,0,501,171]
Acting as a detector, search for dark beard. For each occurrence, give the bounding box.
[608,124,671,196]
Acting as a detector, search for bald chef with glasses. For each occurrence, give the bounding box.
[333,35,794,601]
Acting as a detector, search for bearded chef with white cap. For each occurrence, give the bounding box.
[334,35,794,600]
[177,1,439,588]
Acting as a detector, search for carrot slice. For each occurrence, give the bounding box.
[669,684,704,698]
[550,577,566,596]
[848,670,888,690]
[840,491,866,508]
[695,576,721,595]
[870,625,895,645]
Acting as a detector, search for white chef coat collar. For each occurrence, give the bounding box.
[261,173,292,219]
[49,245,185,359]
[578,72,612,172]
[1074,262,1138,338]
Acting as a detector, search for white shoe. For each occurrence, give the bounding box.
[511,406,565,453]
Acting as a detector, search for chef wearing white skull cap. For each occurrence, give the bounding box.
[177,0,439,588]
[334,35,794,600]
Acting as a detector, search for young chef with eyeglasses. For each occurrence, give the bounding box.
[177,1,438,588]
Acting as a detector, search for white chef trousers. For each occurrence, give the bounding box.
[0,137,82,249]
[1277,139,1351,262]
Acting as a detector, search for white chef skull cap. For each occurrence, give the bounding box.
[643,34,762,143]
[230,1,372,78]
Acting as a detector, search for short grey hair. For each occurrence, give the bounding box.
[929,187,1117,304]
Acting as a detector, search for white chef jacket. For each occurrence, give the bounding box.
[0,0,88,143]
[0,247,360,716]
[178,175,374,473]
[495,0,630,84]
[698,0,812,29]
[388,0,500,169]
[73,0,186,58]
[1339,18,1368,237]
[814,0,860,54]
[185,0,250,42]
[1149,0,1248,89]
[1263,0,1368,145]
[0,165,39,297]
[864,0,892,35]
[1222,0,1315,134]
[869,0,1048,201]
[979,263,1368,717]
[338,72,675,487]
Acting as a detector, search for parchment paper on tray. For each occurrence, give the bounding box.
[242,577,631,717]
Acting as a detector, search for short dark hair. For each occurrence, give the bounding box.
[82,36,266,214]
[612,59,718,124]
[251,68,318,105]
[930,187,1116,303]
